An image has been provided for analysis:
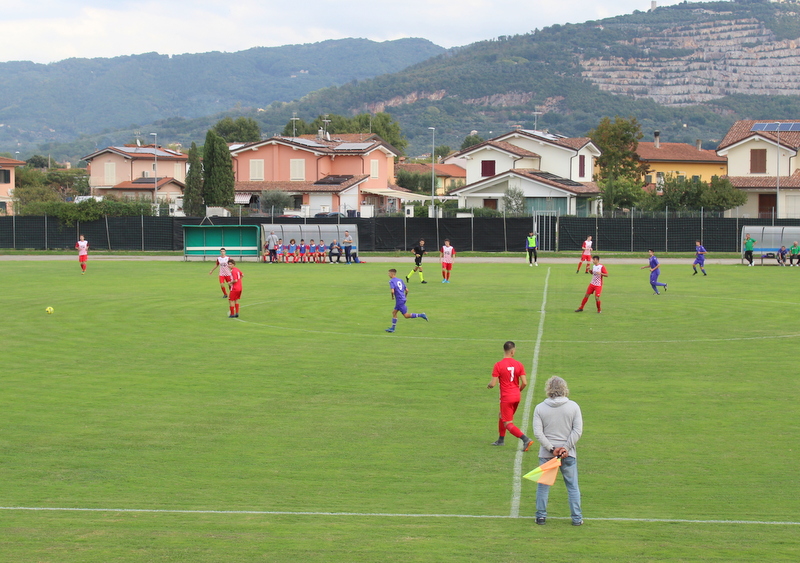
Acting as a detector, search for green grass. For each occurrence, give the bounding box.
[1,259,798,561]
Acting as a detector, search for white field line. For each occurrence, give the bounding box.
[510,267,551,518]
[0,507,797,526]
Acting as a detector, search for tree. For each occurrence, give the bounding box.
[13,185,62,214]
[588,116,649,182]
[597,176,641,213]
[395,169,430,193]
[183,142,205,216]
[280,112,408,153]
[503,186,526,215]
[460,134,485,151]
[202,131,235,207]
[26,155,51,169]
[212,117,261,143]
[259,190,293,214]
[434,145,451,161]
[637,175,745,212]
[700,176,747,211]
[45,169,90,197]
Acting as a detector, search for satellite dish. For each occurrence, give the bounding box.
[136,139,141,146]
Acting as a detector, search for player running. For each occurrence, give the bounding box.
[693,241,707,276]
[486,341,534,451]
[75,235,89,274]
[439,238,456,283]
[227,259,243,318]
[642,249,668,295]
[575,256,607,313]
[576,235,592,274]
[407,239,428,284]
[209,247,232,298]
[386,269,427,333]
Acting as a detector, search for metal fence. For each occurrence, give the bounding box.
[3,214,800,253]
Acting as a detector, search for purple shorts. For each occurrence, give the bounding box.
[394,302,408,315]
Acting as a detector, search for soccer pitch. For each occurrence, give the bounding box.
[2,258,798,562]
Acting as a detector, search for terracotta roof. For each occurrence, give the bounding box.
[235,174,370,194]
[83,146,187,162]
[637,142,727,163]
[550,136,594,151]
[718,120,800,151]
[449,168,599,196]
[501,129,596,151]
[112,177,184,190]
[0,157,25,166]
[233,134,399,157]
[396,163,466,177]
[723,170,800,189]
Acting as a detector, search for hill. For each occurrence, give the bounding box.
[0,38,444,155]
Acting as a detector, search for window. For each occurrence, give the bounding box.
[174,162,184,181]
[370,159,379,179]
[692,175,700,182]
[290,159,305,181]
[578,155,586,178]
[104,162,116,185]
[0,169,9,184]
[645,174,653,184]
[481,160,496,177]
[250,159,264,182]
[750,149,767,174]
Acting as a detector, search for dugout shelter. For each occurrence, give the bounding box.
[740,225,800,265]
[261,224,359,252]
[183,225,261,261]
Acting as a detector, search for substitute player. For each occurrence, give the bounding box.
[440,238,456,283]
[386,269,427,333]
[642,249,668,295]
[209,247,231,298]
[693,241,708,276]
[406,239,428,284]
[486,341,534,451]
[227,259,243,318]
[75,234,89,274]
[576,235,593,274]
[575,256,608,313]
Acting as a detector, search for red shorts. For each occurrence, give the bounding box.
[580,254,592,262]
[79,255,88,263]
[499,401,520,422]
[229,289,242,301]
[442,262,453,271]
[586,283,602,296]
[219,275,232,284]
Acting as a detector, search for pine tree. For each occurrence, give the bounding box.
[183,142,205,216]
[203,131,235,207]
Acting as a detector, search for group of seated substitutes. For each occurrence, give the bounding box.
[263,238,361,263]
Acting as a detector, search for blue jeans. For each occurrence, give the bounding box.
[536,456,582,523]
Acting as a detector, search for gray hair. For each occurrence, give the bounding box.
[545,376,569,398]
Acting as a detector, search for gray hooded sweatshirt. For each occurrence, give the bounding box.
[532,396,583,459]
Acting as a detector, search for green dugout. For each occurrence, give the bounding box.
[183,225,261,261]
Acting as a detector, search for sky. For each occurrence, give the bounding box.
[0,0,700,64]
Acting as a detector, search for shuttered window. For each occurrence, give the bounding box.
[750,149,767,174]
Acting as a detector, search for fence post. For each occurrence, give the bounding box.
[555,216,560,252]
[665,206,668,253]
[44,214,48,250]
[471,214,474,252]
[503,210,508,253]
[12,214,15,249]
[435,209,440,250]
[141,215,145,251]
[105,215,111,250]
[630,208,634,252]
[403,211,407,251]
[701,207,704,245]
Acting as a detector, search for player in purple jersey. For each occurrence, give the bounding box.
[386,269,428,333]
[693,240,707,276]
[641,249,668,295]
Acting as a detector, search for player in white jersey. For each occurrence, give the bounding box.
[439,239,456,283]
[75,235,89,274]
[209,247,232,298]
[575,256,607,313]
[577,235,593,274]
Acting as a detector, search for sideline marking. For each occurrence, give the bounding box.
[510,267,550,518]
[0,507,796,526]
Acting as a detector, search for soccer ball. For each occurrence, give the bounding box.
[45,307,54,314]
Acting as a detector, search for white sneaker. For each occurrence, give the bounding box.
[529,263,533,267]
[535,262,538,266]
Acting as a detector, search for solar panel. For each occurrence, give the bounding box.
[531,171,584,187]
[750,122,800,132]
[315,175,354,185]
[335,143,373,151]
[292,138,326,148]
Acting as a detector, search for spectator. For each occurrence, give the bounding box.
[343,230,354,264]
[329,239,342,263]
[265,230,279,263]
[791,241,800,266]
[777,245,789,266]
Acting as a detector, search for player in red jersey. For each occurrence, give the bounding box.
[486,341,534,450]
[439,238,456,283]
[575,255,608,313]
[576,235,593,274]
[209,248,232,298]
[75,235,89,274]
[227,259,243,318]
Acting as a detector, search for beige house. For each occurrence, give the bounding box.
[0,156,25,215]
[82,145,188,204]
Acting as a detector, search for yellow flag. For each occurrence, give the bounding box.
[522,457,561,486]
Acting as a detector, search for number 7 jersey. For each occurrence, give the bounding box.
[492,357,526,403]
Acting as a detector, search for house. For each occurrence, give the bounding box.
[638,132,727,187]
[230,133,419,216]
[395,162,466,195]
[445,129,601,216]
[0,156,25,215]
[82,145,188,204]
[716,120,800,219]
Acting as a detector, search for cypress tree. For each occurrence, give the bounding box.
[183,142,205,216]
[203,131,235,207]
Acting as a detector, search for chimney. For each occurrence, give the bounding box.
[696,139,703,151]
[654,131,660,149]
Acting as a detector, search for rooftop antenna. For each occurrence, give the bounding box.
[322,114,331,136]
[290,111,300,137]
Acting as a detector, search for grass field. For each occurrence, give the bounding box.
[2,257,799,562]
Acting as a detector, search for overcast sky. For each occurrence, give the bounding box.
[1,0,704,64]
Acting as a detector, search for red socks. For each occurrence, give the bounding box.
[580,297,589,309]
[505,423,524,439]
[596,300,601,312]
[498,419,506,437]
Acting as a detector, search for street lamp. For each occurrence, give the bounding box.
[775,121,781,220]
[429,126,435,218]
[150,132,158,205]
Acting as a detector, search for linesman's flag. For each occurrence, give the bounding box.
[522,457,561,486]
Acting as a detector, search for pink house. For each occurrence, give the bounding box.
[230,133,410,216]
[0,156,25,215]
